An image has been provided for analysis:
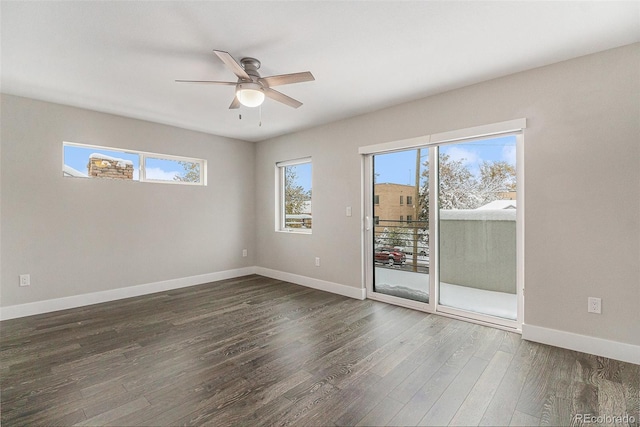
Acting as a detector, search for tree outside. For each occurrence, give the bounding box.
[283,165,312,228]
[284,166,311,215]
[174,161,201,183]
[418,152,516,224]
[376,227,411,248]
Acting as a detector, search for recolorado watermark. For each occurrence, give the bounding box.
[573,413,636,424]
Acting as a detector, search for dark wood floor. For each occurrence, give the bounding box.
[1,275,638,426]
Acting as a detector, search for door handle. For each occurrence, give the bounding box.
[365,216,371,231]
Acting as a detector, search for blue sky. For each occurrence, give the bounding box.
[289,162,312,192]
[374,135,516,185]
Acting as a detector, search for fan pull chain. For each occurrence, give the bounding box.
[259,105,262,127]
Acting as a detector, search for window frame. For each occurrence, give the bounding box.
[62,141,207,186]
[275,157,312,234]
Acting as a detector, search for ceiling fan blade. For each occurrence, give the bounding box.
[264,87,303,108]
[260,71,315,87]
[229,96,241,109]
[175,80,237,85]
[213,50,250,81]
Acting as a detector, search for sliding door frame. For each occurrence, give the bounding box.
[362,151,434,313]
[360,119,526,331]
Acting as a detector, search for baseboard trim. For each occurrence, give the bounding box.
[0,267,258,321]
[522,324,640,365]
[254,267,366,300]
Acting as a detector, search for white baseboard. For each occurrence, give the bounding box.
[0,267,257,321]
[522,324,640,365]
[254,267,366,300]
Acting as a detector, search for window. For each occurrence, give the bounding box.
[400,195,404,205]
[407,215,413,223]
[277,158,312,232]
[374,216,380,225]
[63,142,206,185]
[407,196,413,205]
[374,195,380,205]
[400,215,404,222]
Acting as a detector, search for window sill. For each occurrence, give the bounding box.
[277,229,312,235]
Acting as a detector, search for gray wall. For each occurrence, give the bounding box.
[440,212,516,294]
[256,44,640,346]
[1,95,256,307]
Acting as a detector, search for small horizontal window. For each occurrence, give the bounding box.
[63,142,206,186]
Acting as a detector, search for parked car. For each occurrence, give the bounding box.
[397,246,429,257]
[375,247,406,265]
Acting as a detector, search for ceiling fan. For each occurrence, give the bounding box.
[176,50,315,109]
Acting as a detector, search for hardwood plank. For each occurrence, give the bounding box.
[480,339,540,426]
[514,343,554,417]
[472,325,503,361]
[499,330,523,354]
[449,350,514,425]
[356,395,405,426]
[510,409,541,426]
[332,369,407,426]
[79,396,150,426]
[255,380,340,426]
[387,321,479,404]
[386,324,483,425]
[418,356,489,426]
[1,274,638,427]
[294,371,382,426]
[597,378,630,424]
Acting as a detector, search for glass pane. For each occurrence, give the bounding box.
[438,135,517,320]
[144,157,201,183]
[283,162,312,229]
[373,149,429,303]
[63,144,139,180]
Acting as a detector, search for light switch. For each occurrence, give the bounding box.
[346,206,352,217]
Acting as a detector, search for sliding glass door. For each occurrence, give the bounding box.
[364,128,523,329]
[371,150,430,306]
[437,136,518,324]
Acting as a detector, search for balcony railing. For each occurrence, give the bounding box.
[373,210,516,294]
[373,219,429,255]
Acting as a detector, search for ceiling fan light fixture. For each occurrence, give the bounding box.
[236,83,265,107]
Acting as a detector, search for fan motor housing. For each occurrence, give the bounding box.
[236,81,263,93]
[240,57,261,80]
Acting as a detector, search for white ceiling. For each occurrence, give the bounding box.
[2,1,639,142]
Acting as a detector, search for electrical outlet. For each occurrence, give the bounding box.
[588,297,601,314]
[242,249,248,257]
[315,257,320,267]
[19,274,30,287]
[346,206,352,217]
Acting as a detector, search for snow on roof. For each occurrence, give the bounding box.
[476,200,517,210]
[89,153,133,166]
[63,164,87,177]
[440,209,515,221]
